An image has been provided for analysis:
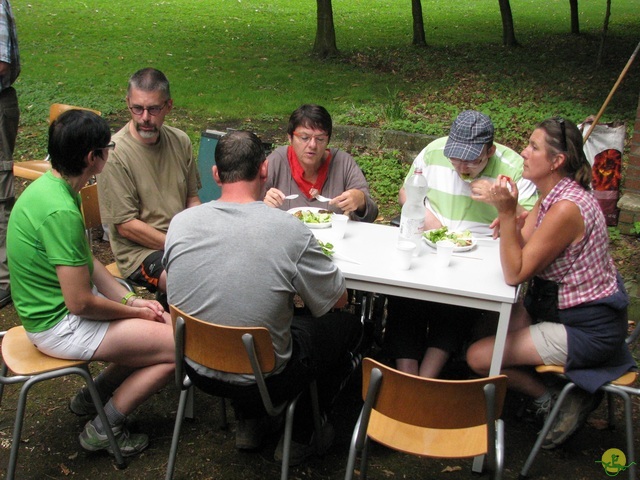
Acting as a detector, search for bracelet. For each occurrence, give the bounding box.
[121,291,137,305]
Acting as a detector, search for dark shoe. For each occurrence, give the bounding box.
[541,388,603,449]
[274,422,335,466]
[235,414,282,450]
[0,288,11,308]
[522,391,556,425]
[69,390,97,417]
[79,421,148,457]
[235,417,268,450]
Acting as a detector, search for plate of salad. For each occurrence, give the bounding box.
[422,226,477,252]
[288,207,334,229]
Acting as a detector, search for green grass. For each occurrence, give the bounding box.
[13,0,640,220]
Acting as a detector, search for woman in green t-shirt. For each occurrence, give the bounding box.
[7,109,174,458]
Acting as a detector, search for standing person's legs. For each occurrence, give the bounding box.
[0,87,19,306]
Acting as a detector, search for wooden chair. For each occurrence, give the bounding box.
[13,103,101,181]
[520,321,640,480]
[80,183,135,292]
[0,327,126,479]
[165,305,323,480]
[344,358,507,480]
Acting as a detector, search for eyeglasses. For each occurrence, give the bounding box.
[449,149,487,167]
[292,131,329,144]
[128,102,167,116]
[96,141,115,152]
[556,117,567,152]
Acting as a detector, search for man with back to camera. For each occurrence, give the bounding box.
[98,67,201,298]
[163,130,362,465]
[0,0,19,307]
[385,110,538,379]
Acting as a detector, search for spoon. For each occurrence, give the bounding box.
[284,194,299,200]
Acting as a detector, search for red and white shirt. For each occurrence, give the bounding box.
[537,177,617,309]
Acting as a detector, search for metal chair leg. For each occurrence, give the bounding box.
[359,437,371,480]
[166,387,190,480]
[183,385,194,420]
[520,383,577,478]
[80,366,126,469]
[620,390,636,480]
[605,387,637,480]
[218,396,227,429]
[6,366,126,480]
[280,395,300,480]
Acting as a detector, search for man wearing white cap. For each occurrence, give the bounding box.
[385,110,538,379]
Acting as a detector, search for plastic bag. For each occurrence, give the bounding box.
[581,122,626,226]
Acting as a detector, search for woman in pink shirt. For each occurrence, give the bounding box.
[467,117,634,449]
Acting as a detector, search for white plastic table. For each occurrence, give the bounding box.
[312,221,519,378]
[313,221,519,473]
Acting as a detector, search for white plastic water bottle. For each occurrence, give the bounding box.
[399,168,428,255]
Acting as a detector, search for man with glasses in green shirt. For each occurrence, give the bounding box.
[98,68,201,298]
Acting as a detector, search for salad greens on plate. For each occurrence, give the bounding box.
[293,209,333,224]
[317,240,334,257]
[423,226,473,247]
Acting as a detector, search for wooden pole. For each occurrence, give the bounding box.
[584,41,640,142]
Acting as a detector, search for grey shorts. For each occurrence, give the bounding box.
[26,290,109,360]
[529,321,568,366]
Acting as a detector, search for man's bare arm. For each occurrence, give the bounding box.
[116,219,166,251]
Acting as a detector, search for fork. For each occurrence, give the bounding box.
[284,194,299,200]
[314,194,332,202]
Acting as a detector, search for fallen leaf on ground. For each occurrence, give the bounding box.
[589,418,609,430]
[441,465,462,473]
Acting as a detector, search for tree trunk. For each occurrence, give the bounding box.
[497,0,518,47]
[411,0,426,47]
[569,0,580,34]
[596,0,612,68]
[313,0,339,58]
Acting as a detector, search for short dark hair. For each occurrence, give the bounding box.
[537,117,591,190]
[287,104,332,139]
[128,67,171,100]
[48,109,111,177]
[215,131,266,183]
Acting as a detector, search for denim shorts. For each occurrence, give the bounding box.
[529,321,568,365]
[26,289,109,360]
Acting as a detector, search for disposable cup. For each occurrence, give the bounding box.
[394,241,416,270]
[331,214,348,240]
[435,240,455,267]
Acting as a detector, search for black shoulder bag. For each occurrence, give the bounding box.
[523,276,560,323]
